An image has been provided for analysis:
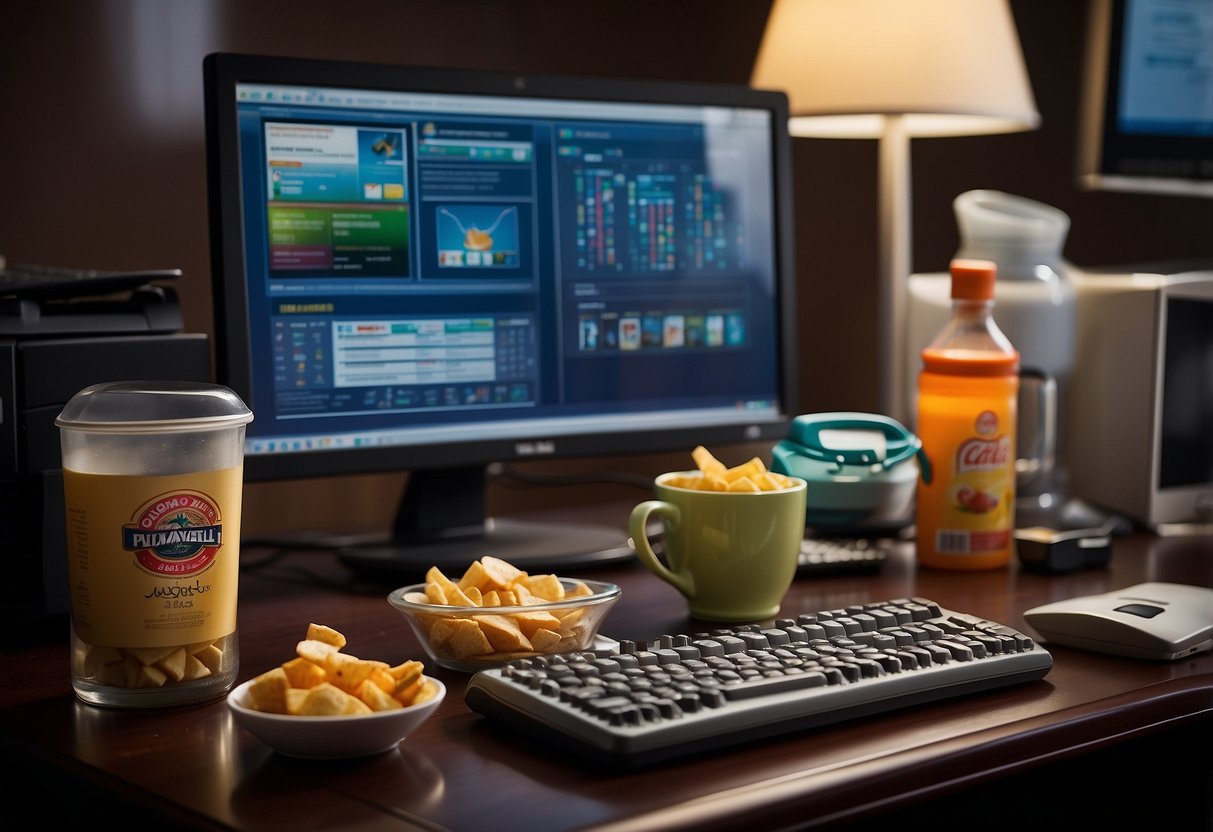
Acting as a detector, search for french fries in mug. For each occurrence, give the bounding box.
[665,446,796,492]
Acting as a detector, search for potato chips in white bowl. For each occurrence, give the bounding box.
[227,622,445,759]
[228,676,444,759]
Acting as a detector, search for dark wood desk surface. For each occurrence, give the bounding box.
[4,503,1212,831]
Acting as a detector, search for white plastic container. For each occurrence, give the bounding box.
[907,191,1077,425]
[56,381,252,708]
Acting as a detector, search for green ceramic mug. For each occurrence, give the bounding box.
[629,471,808,622]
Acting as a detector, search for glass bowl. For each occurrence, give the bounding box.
[387,578,622,672]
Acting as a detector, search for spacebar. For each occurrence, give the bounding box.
[722,671,830,700]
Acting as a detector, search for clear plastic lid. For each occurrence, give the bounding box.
[55,380,253,434]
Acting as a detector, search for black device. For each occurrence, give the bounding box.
[0,262,185,336]
[203,53,798,577]
[1,331,211,635]
[464,596,1053,768]
[1014,523,1115,574]
[797,536,897,576]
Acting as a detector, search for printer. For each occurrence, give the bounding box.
[0,270,211,637]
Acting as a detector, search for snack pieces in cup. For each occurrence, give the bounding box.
[56,381,253,708]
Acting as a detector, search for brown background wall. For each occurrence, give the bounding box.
[3,1,1211,537]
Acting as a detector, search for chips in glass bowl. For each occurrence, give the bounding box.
[387,556,622,672]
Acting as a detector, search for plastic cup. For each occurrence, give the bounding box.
[56,381,253,708]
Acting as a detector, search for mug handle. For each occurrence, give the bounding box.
[628,500,693,597]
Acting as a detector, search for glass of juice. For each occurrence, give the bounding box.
[56,381,253,708]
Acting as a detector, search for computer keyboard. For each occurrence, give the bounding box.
[464,596,1052,767]
[797,536,894,575]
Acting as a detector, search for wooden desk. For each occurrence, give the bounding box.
[3,505,1212,831]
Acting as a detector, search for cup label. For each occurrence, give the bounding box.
[124,491,224,575]
[63,468,243,649]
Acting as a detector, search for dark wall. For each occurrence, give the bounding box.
[4,1,1210,532]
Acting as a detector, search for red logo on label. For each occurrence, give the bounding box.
[956,436,1011,472]
[123,491,223,576]
[975,410,999,437]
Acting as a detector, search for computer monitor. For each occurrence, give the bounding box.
[1079,0,1213,197]
[203,53,798,577]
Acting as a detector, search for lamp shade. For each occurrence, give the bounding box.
[751,0,1040,138]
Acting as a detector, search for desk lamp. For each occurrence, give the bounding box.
[751,0,1040,423]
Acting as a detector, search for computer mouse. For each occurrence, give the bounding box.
[1023,582,1213,661]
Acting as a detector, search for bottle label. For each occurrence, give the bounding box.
[63,468,243,649]
[935,410,1015,554]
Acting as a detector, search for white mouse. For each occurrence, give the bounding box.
[1023,582,1213,661]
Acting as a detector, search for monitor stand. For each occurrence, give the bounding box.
[335,466,635,581]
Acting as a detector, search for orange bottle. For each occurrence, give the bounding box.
[915,259,1019,569]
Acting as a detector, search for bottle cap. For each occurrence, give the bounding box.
[950,259,997,300]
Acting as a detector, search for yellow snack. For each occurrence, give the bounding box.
[565,580,593,599]
[530,628,563,652]
[674,446,798,493]
[522,573,564,602]
[281,656,327,689]
[412,680,441,705]
[369,667,397,694]
[240,625,433,716]
[404,555,607,663]
[76,636,231,692]
[296,639,340,664]
[724,456,767,482]
[297,682,352,716]
[247,667,291,713]
[446,618,494,658]
[356,679,404,712]
[306,623,347,649]
[426,566,478,606]
[390,660,424,688]
[324,652,388,694]
[285,688,310,715]
[125,645,176,666]
[476,614,532,653]
[195,644,225,674]
[134,664,169,689]
[456,559,491,591]
[691,444,726,475]
[155,647,189,682]
[181,655,213,682]
[479,555,525,590]
[343,695,374,716]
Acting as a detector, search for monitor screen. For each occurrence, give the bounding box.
[1079,0,1213,197]
[203,53,798,576]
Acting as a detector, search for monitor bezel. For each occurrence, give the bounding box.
[203,52,799,483]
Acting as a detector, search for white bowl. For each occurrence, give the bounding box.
[227,676,445,759]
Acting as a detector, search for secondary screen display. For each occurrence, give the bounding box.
[228,81,784,458]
